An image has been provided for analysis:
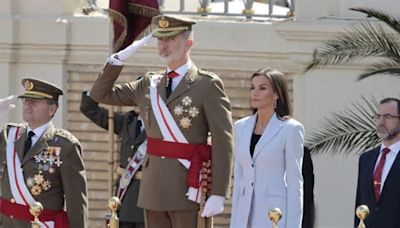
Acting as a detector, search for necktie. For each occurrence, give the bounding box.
[166,71,179,98]
[24,131,35,156]
[373,147,390,201]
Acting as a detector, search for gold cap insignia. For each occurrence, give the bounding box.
[24,80,34,91]
[159,17,169,28]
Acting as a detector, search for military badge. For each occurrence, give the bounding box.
[182,96,192,106]
[180,117,192,129]
[159,17,169,28]
[172,96,200,130]
[24,80,34,91]
[34,174,45,184]
[31,185,42,196]
[29,146,62,196]
[174,105,184,116]
[42,180,51,191]
[188,107,199,118]
[26,177,35,187]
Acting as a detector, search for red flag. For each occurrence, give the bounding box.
[109,0,159,52]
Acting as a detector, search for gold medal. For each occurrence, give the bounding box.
[31,185,42,196]
[180,117,192,129]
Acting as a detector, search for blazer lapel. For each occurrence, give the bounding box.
[380,149,400,202]
[15,130,27,162]
[253,113,283,159]
[157,71,168,102]
[241,115,257,161]
[367,148,380,202]
[21,123,55,165]
[166,65,197,104]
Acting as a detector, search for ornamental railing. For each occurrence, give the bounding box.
[86,0,294,19]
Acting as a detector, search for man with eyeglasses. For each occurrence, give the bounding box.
[355,97,400,228]
[0,78,88,228]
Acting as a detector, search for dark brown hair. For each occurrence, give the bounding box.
[380,97,400,115]
[251,68,291,118]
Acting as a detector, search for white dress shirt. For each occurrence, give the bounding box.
[375,140,400,192]
[27,123,50,147]
[167,60,192,92]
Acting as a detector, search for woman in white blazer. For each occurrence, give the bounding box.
[230,68,304,228]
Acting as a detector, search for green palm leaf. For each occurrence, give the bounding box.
[359,60,400,80]
[350,7,400,34]
[305,7,400,80]
[306,97,381,156]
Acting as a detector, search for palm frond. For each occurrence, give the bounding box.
[306,97,381,156]
[305,21,400,72]
[350,7,400,34]
[358,60,400,80]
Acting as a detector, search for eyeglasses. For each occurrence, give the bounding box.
[372,114,400,121]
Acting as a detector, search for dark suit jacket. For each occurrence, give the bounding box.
[80,92,146,223]
[355,146,400,228]
[302,147,315,228]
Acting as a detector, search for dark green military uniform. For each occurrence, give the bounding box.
[0,78,88,228]
[80,92,145,227]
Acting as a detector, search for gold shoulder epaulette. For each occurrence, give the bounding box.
[55,128,79,144]
[6,122,26,128]
[198,69,218,78]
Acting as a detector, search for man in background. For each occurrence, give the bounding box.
[80,91,145,228]
[355,97,400,228]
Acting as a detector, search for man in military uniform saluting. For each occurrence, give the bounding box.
[90,15,233,228]
[0,78,88,227]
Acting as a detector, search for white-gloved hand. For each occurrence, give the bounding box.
[110,32,154,64]
[0,95,17,113]
[201,195,225,217]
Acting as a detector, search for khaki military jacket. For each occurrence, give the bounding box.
[91,63,233,211]
[0,122,88,228]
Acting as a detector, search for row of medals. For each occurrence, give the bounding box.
[172,96,199,129]
[26,147,63,196]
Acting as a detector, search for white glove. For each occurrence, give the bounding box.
[0,95,17,113]
[201,195,225,217]
[109,32,154,65]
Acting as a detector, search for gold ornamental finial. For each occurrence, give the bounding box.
[107,196,121,228]
[30,202,43,228]
[356,205,370,228]
[268,208,282,228]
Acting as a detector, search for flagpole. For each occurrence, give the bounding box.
[108,105,115,198]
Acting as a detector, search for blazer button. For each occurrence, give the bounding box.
[131,145,134,149]
[251,164,254,168]
[251,182,254,186]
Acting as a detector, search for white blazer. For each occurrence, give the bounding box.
[230,113,304,228]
